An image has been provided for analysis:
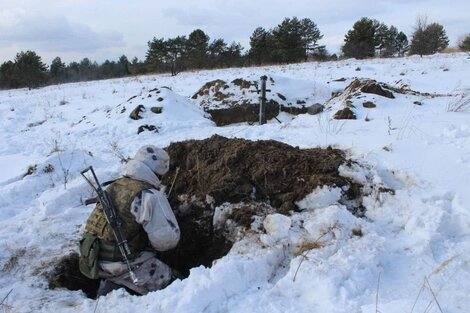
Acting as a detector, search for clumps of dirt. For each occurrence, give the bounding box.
[363,101,376,108]
[192,78,311,126]
[137,124,159,134]
[47,253,100,299]
[151,107,163,114]
[192,79,229,99]
[232,78,254,89]
[156,135,364,275]
[162,135,355,211]
[129,105,145,120]
[334,108,357,120]
[207,100,280,126]
[360,82,395,99]
[340,79,395,99]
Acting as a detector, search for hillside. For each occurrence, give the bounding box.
[0,53,469,313]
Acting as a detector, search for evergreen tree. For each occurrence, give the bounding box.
[50,57,66,83]
[166,36,186,75]
[208,38,228,68]
[13,50,47,88]
[459,34,470,51]
[186,29,210,69]
[118,55,130,76]
[299,18,323,60]
[0,61,17,88]
[409,18,448,56]
[249,27,273,65]
[395,32,409,56]
[342,18,379,59]
[271,17,305,63]
[146,37,168,70]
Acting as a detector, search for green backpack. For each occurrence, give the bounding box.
[79,233,100,279]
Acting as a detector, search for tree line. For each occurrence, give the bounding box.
[1,16,468,89]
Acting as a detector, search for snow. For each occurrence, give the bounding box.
[1,52,470,313]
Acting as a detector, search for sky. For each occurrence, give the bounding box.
[0,0,469,65]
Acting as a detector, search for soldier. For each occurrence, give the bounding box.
[79,145,180,296]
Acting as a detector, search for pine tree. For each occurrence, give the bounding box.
[13,50,47,88]
[186,29,209,69]
[459,34,470,51]
[50,57,66,83]
[342,18,379,59]
[409,17,448,56]
[249,27,273,65]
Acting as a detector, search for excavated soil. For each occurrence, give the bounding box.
[49,136,363,297]
[207,100,280,126]
[156,135,362,276]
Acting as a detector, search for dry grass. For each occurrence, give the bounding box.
[293,226,337,282]
[447,89,470,112]
[1,248,26,272]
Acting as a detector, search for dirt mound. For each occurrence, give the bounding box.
[162,135,351,210]
[48,136,364,297]
[192,79,229,99]
[192,78,311,126]
[208,100,280,126]
[156,135,361,275]
[334,107,357,119]
[340,79,395,99]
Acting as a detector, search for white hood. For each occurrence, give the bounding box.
[121,159,161,188]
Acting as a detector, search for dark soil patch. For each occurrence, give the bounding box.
[363,101,376,108]
[232,79,254,89]
[192,80,228,99]
[207,100,279,126]
[360,83,395,99]
[129,105,145,120]
[157,135,362,277]
[137,124,159,134]
[334,108,357,119]
[280,105,308,115]
[162,135,352,209]
[47,253,100,299]
[151,107,163,114]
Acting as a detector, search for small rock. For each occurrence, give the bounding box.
[363,101,376,108]
[129,105,145,120]
[307,103,324,115]
[360,83,394,99]
[413,101,422,106]
[333,107,356,120]
[355,67,361,71]
[137,124,158,134]
[157,97,164,102]
[151,107,163,114]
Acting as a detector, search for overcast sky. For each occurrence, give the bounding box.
[0,0,468,64]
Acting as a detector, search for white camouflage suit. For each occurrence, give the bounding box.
[97,145,180,295]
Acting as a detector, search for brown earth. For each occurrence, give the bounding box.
[48,136,364,297]
[208,100,280,126]
[156,135,362,276]
[334,108,357,119]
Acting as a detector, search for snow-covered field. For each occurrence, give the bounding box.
[0,53,469,313]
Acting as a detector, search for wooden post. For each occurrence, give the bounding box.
[259,75,267,125]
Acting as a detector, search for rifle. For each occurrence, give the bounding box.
[80,166,139,284]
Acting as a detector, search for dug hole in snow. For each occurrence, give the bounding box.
[48,134,374,300]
